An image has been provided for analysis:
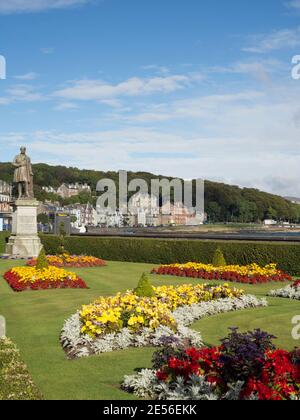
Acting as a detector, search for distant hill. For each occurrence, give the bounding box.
[0,162,299,223]
[285,196,300,204]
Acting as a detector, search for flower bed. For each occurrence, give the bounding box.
[60,283,267,358]
[152,262,292,284]
[27,254,106,268]
[269,279,300,300]
[4,266,87,292]
[123,328,300,400]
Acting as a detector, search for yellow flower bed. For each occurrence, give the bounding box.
[10,266,78,284]
[27,254,106,268]
[166,262,280,277]
[152,262,292,284]
[80,283,243,337]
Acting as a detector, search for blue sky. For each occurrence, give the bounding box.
[1,0,300,195]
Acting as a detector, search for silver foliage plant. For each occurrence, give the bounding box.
[60,295,267,358]
[269,285,300,300]
[122,370,251,400]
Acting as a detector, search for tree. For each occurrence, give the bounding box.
[1,162,297,224]
[266,207,277,220]
[36,248,49,270]
[57,223,69,255]
[134,273,155,298]
[212,247,227,267]
[206,201,222,223]
[37,213,49,225]
[70,215,77,224]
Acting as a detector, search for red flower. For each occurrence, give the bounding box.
[3,270,88,292]
[157,343,299,400]
[156,370,169,381]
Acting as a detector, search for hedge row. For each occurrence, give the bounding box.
[40,235,300,276]
[0,338,42,400]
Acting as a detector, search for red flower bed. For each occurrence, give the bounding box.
[241,349,300,400]
[155,329,300,400]
[293,279,300,288]
[151,266,292,284]
[3,270,88,292]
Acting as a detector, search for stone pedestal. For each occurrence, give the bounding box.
[5,199,42,258]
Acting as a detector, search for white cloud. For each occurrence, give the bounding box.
[286,0,300,10]
[99,99,124,108]
[120,91,265,123]
[40,47,55,55]
[0,84,44,105]
[2,66,300,196]
[3,82,300,197]
[53,74,192,101]
[212,59,284,84]
[54,102,79,110]
[14,72,39,80]
[0,98,11,105]
[0,0,92,14]
[243,27,300,53]
[141,65,170,75]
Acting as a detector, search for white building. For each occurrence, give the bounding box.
[0,180,12,196]
[128,192,159,227]
[160,201,205,226]
[96,205,124,228]
[0,191,12,231]
[42,186,57,194]
[64,203,97,229]
[128,192,159,215]
[0,194,10,203]
[186,211,206,226]
[107,211,124,228]
[264,219,277,226]
[67,207,82,229]
[146,213,159,227]
[43,183,91,199]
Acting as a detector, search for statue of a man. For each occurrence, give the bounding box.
[13,147,34,199]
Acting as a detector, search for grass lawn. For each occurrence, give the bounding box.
[0,259,299,400]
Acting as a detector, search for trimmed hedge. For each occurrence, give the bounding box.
[40,235,300,276]
[0,338,42,400]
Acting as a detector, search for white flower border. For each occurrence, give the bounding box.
[122,369,249,400]
[269,285,300,301]
[60,295,267,358]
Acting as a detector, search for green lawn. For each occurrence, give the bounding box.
[0,259,299,400]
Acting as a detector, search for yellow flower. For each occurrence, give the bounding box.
[11,266,79,284]
[160,262,281,277]
[79,282,243,337]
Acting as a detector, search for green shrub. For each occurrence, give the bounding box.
[57,246,67,255]
[212,247,227,267]
[35,247,49,270]
[57,223,68,255]
[0,338,42,400]
[134,273,155,298]
[40,235,300,275]
[0,232,9,254]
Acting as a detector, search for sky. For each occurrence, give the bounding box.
[1,0,300,196]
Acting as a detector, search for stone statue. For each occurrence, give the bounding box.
[13,146,34,199]
[5,146,41,257]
